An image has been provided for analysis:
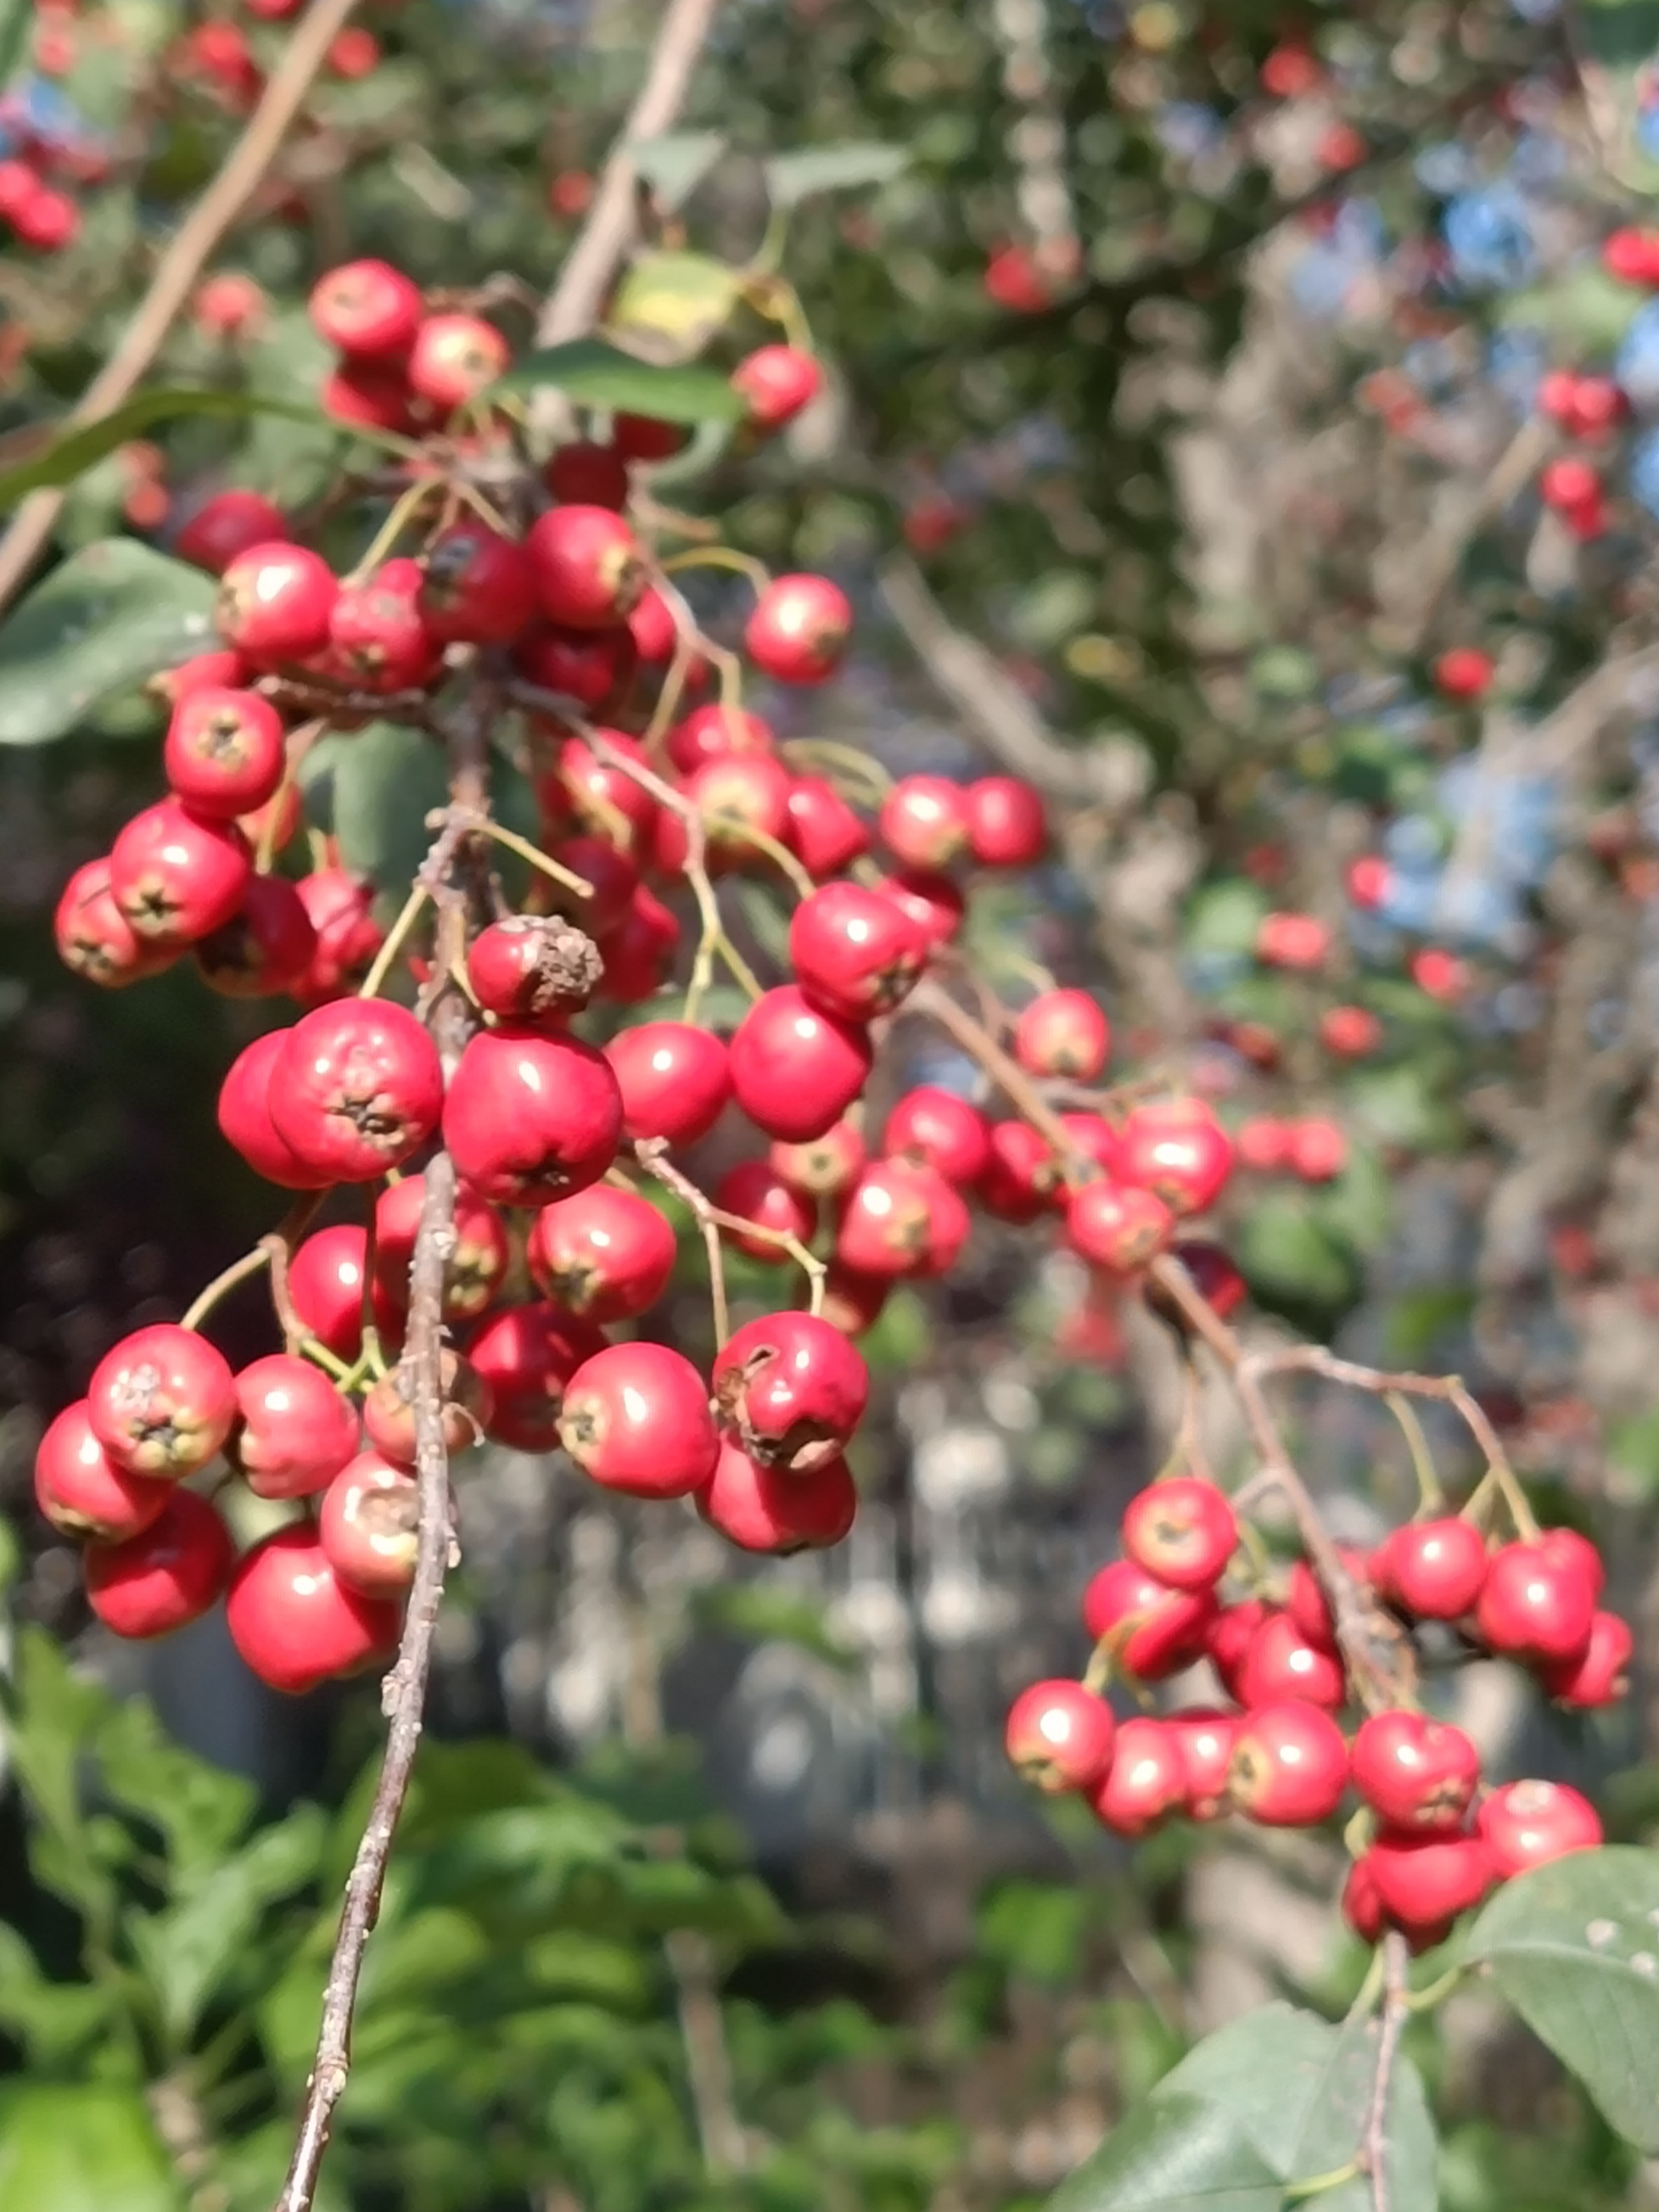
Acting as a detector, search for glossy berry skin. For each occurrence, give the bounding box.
[821,1266,890,1337]
[1475,1540,1599,1664]
[1477,1781,1604,1878]
[1227,1700,1349,1827]
[965,776,1045,867]
[216,541,339,667]
[546,440,631,508]
[1122,1478,1238,1591]
[544,836,638,936]
[1118,1099,1234,1218]
[444,1027,623,1207]
[88,1324,235,1479]
[789,882,929,1020]
[374,1174,509,1322]
[1206,1599,1269,1702]
[328,558,440,692]
[1238,1611,1347,1711]
[1089,1718,1186,1839]
[322,361,416,435]
[663,753,794,875]
[318,1450,420,1597]
[1342,1856,1386,1946]
[881,869,965,946]
[598,884,681,1004]
[164,686,285,818]
[884,1088,991,1185]
[1352,1711,1480,1834]
[1373,1518,1488,1621]
[787,776,872,878]
[528,1186,676,1323]
[227,1526,401,1694]
[1169,1707,1240,1821]
[978,1121,1060,1223]
[109,801,252,946]
[86,1491,234,1641]
[744,573,851,685]
[362,1352,491,1467]
[196,871,317,998]
[1284,1548,1370,1653]
[558,1342,719,1498]
[467,1302,604,1453]
[229,1353,359,1500]
[35,1400,170,1542]
[731,344,823,429]
[1544,1609,1633,1706]
[176,488,287,573]
[715,1162,816,1261]
[308,257,421,357]
[54,857,177,988]
[466,915,601,1025]
[1365,1834,1496,1934]
[712,1310,869,1471]
[1082,1559,1218,1680]
[272,1000,444,1182]
[1066,1181,1174,1274]
[728,986,872,1145]
[877,776,972,871]
[419,524,539,647]
[526,505,643,628]
[289,1226,372,1363]
[1005,1679,1117,1793]
[697,1438,857,1554]
[605,1022,731,1147]
[835,1160,970,1279]
[1015,990,1110,1080]
[217,1032,328,1190]
[407,312,509,408]
[665,703,774,774]
[294,869,383,1001]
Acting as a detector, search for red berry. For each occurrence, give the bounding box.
[1373,1518,1488,1621]
[820,1266,890,1336]
[294,869,384,1001]
[1236,1117,1291,1172]
[1365,1833,1496,1933]
[715,1161,816,1261]
[1320,1005,1382,1058]
[151,647,246,708]
[195,871,317,998]
[407,312,509,409]
[546,440,631,508]
[1227,1700,1348,1826]
[1477,1780,1603,1877]
[271,1000,444,1182]
[965,776,1045,867]
[361,1352,491,1467]
[308,257,421,357]
[1118,1098,1234,1217]
[771,1120,866,1198]
[790,882,929,1021]
[1286,1117,1348,1183]
[322,361,417,435]
[289,1226,373,1363]
[528,1185,676,1322]
[318,1450,419,1597]
[420,524,540,647]
[711,1310,869,1472]
[880,869,965,945]
[216,541,339,666]
[1433,647,1494,701]
[731,344,823,430]
[1475,1540,1599,1664]
[833,1160,970,1279]
[744,573,851,685]
[1089,1717,1186,1838]
[551,730,659,853]
[373,1173,509,1322]
[610,412,688,460]
[1065,1181,1174,1273]
[1206,1598,1269,1701]
[1286,1548,1370,1651]
[1121,1477,1237,1591]
[517,624,638,714]
[883,1087,991,1185]
[978,1120,1061,1223]
[1411,947,1468,1002]
[328,27,379,77]
[109,800,252,946]
[1169,1706,1240,1821]
[526,505,644,629]
[558,1342,719,1498]
[661,753,794,875]
[86,1490,234,1640]
[87,1324,235,1479]
[1255,912,1330,970]
[605,1022,731,1148]
[1014,988,1110,1079]
[467,1302,605,1453]
[35,1400,169,1542]
[444,1027,623,1207]
[728,986,872,1144]
[629,586,695,671]
[877,776,972,871]
[217,1032,326,1189]
[164,686,285,818]
[1347,856,1391,910]
[227,1525,401,1694]
[597,884,681,1003]
[228,1353,358,1500]
[787,776,872,877]
[1352,1711,1480,1834]
[696,1437,857,1553]
[1238,1610,1347,1711]
[465,915,599,1025]
[1342,1855,1386,1946]
[54,857,176,988]
[665,702,774,775]
[175,488,287,573]
[1006,1679,1117,1793]
[1082,1558,1218,1680]
[1541,456,1600,513]
[1543,1609,1632,1706]
[328,558,440,692]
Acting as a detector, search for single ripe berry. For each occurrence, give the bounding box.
[85,1491,234,1640]
[611,412,688,461]
[362,1350,492,1466]
[1082,1559,1218,1680]
[308,258,422,357]
[1284,1548,1370,1652]
[605,1022,732,1147]
[420,524,540,647]
[787,776,872,877]
[1365,1833,1495,1934]
[218,1032,328,1189]
[744,573,851,685]
[965,776,1045,867]
[880,869,965,945]
[731,344,823,430]
[467,1302,604,1453]
[1014,989,1110,1079]
[597,884,681,1003]
[728,986,873,1144]
[877,776,972,871]
[35,1400,170,1542]
[1227,1700,1349,1826]
[322,361,416,434]
[54,857,176,988]
[1237,1610,1347,1711]
[546,440,631,508]
[979,1121,1061,1223]
[406,312,509,408]
[712,1310,869,1472]
[1475,1539,1599,1664]
[1143,1240,1247,1330]
[373,1173,509,1322]
[1256,912,1331,969]
[293,868,384,1001]
[216,540,339,666]
[87,1324,235,1478]
[1543,1609,1633,1706]
[176,489,287,574]
[443,1027,623,1207]
[543,836,639,936]
[834,1160,970,1279]
[528,1185,677,1323]
[883,1088,991,1186]
[328,558,440,692]
[1320,1005,1382,1058]
[665,703,774,775]
[195,872,317,998]
[1477,1780,1603,1878]
[1118,1098,1234,1217]
[558,1342,719,1498]
[821,1266,889,1337]
[1089,1717,1186,1838]
[631,587,697,673]
[466,914,602,1024]
[526,506,644,629]
[1347,855,1391,910]
[228,1353,359,1499]
[1169,1707,1239,1822]
[660,753,795,875]
[289,1226,373,1362]
[1373,1518,1488,1621]
[271,1000,444,1182]
[715,1162,816,1262]
[318,1450,420,1597]
[1005,1679,1117,1793]
[550,730,659,853]
[1352,1711,1480,1834]
[109,800,252,946]
[227,1525,401,1694]
[696,1437,857,1554]
[1236,1117,1291,1171]
[789,882,929,1021]
[1121,1477,1237,1591]
[1287,1118,1348,1183]
[164,686,285,818]
[1066,1181,1174,1274]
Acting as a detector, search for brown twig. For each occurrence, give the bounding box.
[0,0,365,615]
[631,1137,827,1338]
[1362,1932,1411,2212]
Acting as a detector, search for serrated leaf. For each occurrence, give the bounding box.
[0,389,334,510]
[0,540,216,745]
[763,142,908,209]
[494,336,742,423]
[631,130,727,212]
[1049,2092,1281,2212]
[0,2085,183,2212]
[1464,1846,1659,2151]
[607,251,743,361]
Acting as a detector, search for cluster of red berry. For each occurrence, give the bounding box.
[1008,1481,1625,1947]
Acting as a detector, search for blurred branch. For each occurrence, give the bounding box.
[665,1929,749,2175]
[0,0,363,616]
[1364,1934,1411,2212]
[1386,418,1550,657]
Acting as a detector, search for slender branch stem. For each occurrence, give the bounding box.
[633,1137,827,1323]
[1362,1933,1411,2212]
[180,1246,271,1331]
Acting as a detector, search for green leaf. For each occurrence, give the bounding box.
[1184,878,1269,956]
[607,251,744,360]
[95,1698,256,1887]
[631,130,728,211]
[1498,262,1639,351]
[0,2085,183,2212]
[1049,2092,1281,2212]
[1236,1193,1359,1313]
[1286,2013,1436,2212]
[493,336,743,424]
[0,1924,113,2068]
[300,720,447,895]
[0,389,333,510]
[0,540,217,745]
[1311,1143,1394,1257]
[976,1880,1090,1989]
[689,1583,863,1673]
[1464,1846,1659,2151]
[3,1629,116,1918]
[0,0,31,95]
[763,142,909,209]
[1152,2004,1339,2174]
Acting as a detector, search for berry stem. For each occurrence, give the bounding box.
[455,813,596,902]
[660,545,772,596]
[1384,1391,1446,1514]
[180,1246,271,1331]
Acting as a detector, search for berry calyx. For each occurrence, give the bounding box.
[1005,1679,1117,1793]
[271,1000,445,1182]
[1121,1476,1238,1590]
[109,801,252,946]
[420,523,540,646]
[373,1174,509,1323]
[87,1324,236,1478]
[1014,989,1110,1080]
[557,1342,720,1498]
[55,858,177,988]
[85,1490,234,1640]
[163,686,285,818]
[744,572,851,685]
[195,872,317,999]
[834,1159,970,1279]
[528,1185,677,1323]
[789,882,930,1021]
[712,1310,869,1471]
[771,1119,867,1198]
[877,776,972,871]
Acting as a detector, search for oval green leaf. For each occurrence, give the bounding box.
[493,335,743,423]
[763,142,909,209]
[0,389,346,512]
[0,539,216,745]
